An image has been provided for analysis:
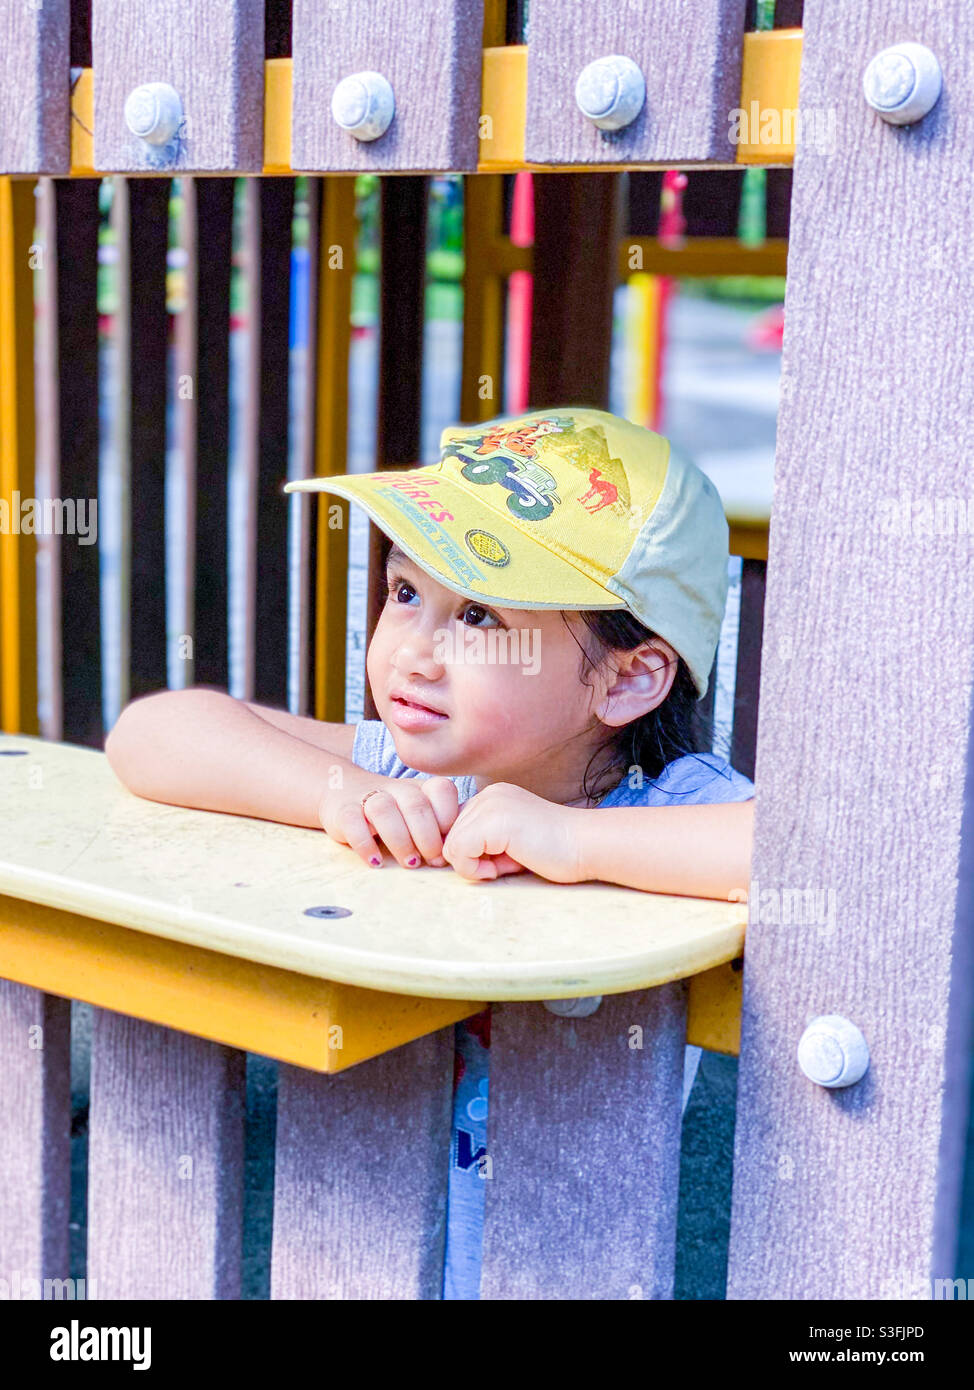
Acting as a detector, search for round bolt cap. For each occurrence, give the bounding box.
[797,1015,870,1088]
[543,995,603,1018]
[863,42,942,126]
[124,82,183,145]
[332,71,395,141]
[575,55,646,131]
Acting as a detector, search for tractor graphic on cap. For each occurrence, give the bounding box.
[441,415,573,522]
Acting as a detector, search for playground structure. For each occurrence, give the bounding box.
[0,0,971,1300]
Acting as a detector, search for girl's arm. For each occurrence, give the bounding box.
[574,799,755,901]
[439,782,755,900]
[104,686,392,829]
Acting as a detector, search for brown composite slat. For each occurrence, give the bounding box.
[86,1010,245,1298]
[727,0,974,1298]
[765,169,793,239]
[177,179,235,692]
[291,0,485,173]
[362,178,428,723]
[681,171,745,237]
[0,982,71,1294]
[252,179,295,708]
[627,172,663,236]
[52,181,102,746]
[113,178,170,707]
[482,986,687,1298]
[91,0,264,173]
[271,1032,454,1299]
[528,174,619,408]
[525,0,749,166]
[0,0,69,174]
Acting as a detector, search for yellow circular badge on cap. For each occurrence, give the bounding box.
[464,529,510,567]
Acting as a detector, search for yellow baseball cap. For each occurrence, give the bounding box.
[283,407,729,699]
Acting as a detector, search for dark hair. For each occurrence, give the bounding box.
[562,609,713,802]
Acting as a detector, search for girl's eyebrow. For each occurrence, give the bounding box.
[385,544,414,572]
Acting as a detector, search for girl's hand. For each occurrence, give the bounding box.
[318,776,461,869]
[440,783,587,884]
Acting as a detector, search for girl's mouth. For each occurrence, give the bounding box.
[389,696,448,730]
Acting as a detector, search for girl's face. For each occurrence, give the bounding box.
[366,544,617,803]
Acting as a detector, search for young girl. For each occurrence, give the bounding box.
[105,405,755,1299]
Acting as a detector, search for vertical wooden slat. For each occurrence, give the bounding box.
[0,982,71,1291]
[528,174,619,409]
[0,0,69,174]
[729,558,765,782]
[681,171,745,237]
[178,178,235,691]
[292,1,485,173]
[113,178,171,709]
[92,0,264,173]
[362,178,428,723]
[0,178,39,736]
[271,1031,454,1299]
[308,177,355,722]
[627,172,663,237]
[460,175,505,424]
[525,0,749,166]
[50,180,102,746]
[765,169,793,239]
[481,986,687,1299]
[252,178,295,707]
[727,0,974,1298]
[87,1010,245,1299]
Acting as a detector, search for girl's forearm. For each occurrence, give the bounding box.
[575,799,755,901]
[104,688,384,829]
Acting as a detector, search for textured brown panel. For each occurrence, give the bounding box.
[52,181,103,747]
[363,178,428,723]
[627,171,663,236]
[0,0,69,173]
[529,173,619,408]
[525,0,749,166]
[727,0,974,1298]
[271,1031,453,1298]
[0,984,70,1290]
[87,1011,245,1298]
[764,168,793,239]
[92,0,265,172]
[482,986,687,1299]
[291,0,485,172]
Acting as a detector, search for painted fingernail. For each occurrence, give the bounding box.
[369,855,382,867]
[406,856,419,867]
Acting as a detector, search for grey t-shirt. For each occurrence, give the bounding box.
[350,718,755,807]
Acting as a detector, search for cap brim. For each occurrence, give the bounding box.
[284,469,629,613]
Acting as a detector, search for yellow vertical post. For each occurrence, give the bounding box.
[313,176,356,723]
[0,177,39,736]
[625,271,663,429]
[461,174,505,423]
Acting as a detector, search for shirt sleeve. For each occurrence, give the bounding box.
[648,751,755,805]
[350,719,430,779]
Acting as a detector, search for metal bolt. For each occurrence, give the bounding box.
[303,905,353,919]
[124,82,184,145]
[797,1015,870,1088]
[331,71,395,142]
[575,55,646,131]
[863,43,942,126]
[543,995,602,1018]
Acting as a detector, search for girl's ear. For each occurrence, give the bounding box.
[597,639,678,728]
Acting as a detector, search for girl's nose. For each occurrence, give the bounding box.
[392,628,445,680]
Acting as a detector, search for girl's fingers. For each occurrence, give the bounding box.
[362,790,436,869]
[420,777,461,866]
[335,804,385,867]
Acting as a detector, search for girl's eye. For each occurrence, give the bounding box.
[461,602,501,629]
[387,577,417,605]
